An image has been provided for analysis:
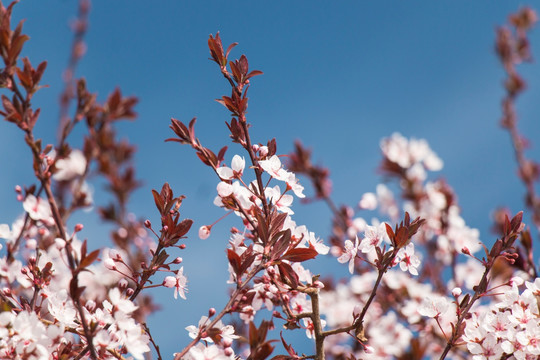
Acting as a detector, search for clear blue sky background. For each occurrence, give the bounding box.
[2,1,540,358]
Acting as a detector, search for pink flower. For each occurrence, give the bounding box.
[199,225,211,240]
[216,155,245,180]
[163,267,188,300]
[22,195,53,223]
[259,155,288,181]
[418,295,450,318]
[53,149,87,181]
[359,223,387,254]
[358,192,377,210]
[338,236,359,274]
[396,243,421,276]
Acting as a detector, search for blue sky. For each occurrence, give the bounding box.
[2,1,540,357]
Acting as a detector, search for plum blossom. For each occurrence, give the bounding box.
[380,133,443,171]
[185,343,233,360]
[338,236,359,274]
[216,155,245,180]
[186,316,239,344]
[358,192,377,210]
[163,267,188,299]
[359,223,387,254]
[265,185,294,214]
[53,149,87,181]
[302,317,327,339]
[418,295,451,318]
[396,243,421,275]
[22,195,53,223]
[259,155,288,181]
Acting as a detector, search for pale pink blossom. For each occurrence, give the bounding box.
[359,223,387,254]
[216,155,245,180]
[199,225,211,239]
[53,149,87,181]
[265,185,294,214]
[163,267,188,300]
[338,236,359,274]
[22,195,53,223]
[418,295,450,318]
[259,155,288,181]
[396,243,421,276]
[358,192,377,210]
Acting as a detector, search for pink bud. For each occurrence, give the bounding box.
[364,345,374,354]
[126,288,134,297]
[14,185,22,193]
[179,244,186,249]
[163,276,176,288]
[199,225,211,240]
[173,257,183,264]
[118,278,128,290]
[2,288,12,297]
[74,223,84,232]
[85,300,96,312]
[163,225,169,232]
[222,339,233,348]
[461,247,470,255]
[224,347,233,356]
[144,219,151,228]
[55,238,66,250]
[452,287,462,297]
[104,258,116,270]
[208,307,216,317]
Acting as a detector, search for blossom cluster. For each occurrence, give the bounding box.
[0,2,540,360]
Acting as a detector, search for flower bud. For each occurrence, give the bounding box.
[55,238,66,250]
[163,276,176,288]
[126,288,134,297]
[118,278,129,290]
[208,307,216,317]
[84,300,96,312]
[173,257,183,264]
[224,347,233,356]
[144,219,151,228]
[222,339,233,348]
[199,225,211,240]
[452,287,462,297]
[104,258,116,270]
[74,223,84,232]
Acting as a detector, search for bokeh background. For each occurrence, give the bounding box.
[2,1,540,357]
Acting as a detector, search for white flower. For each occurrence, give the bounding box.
[418,295,450,318]
[163,267,188,300]
[216,155,245,180]
[396,243,421,276]
[359,223,387,254]
[53,149,87,181]
[338,236,359,274]
[259,155,288,181]
[358,192,377,210]
[23,195,53,223]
